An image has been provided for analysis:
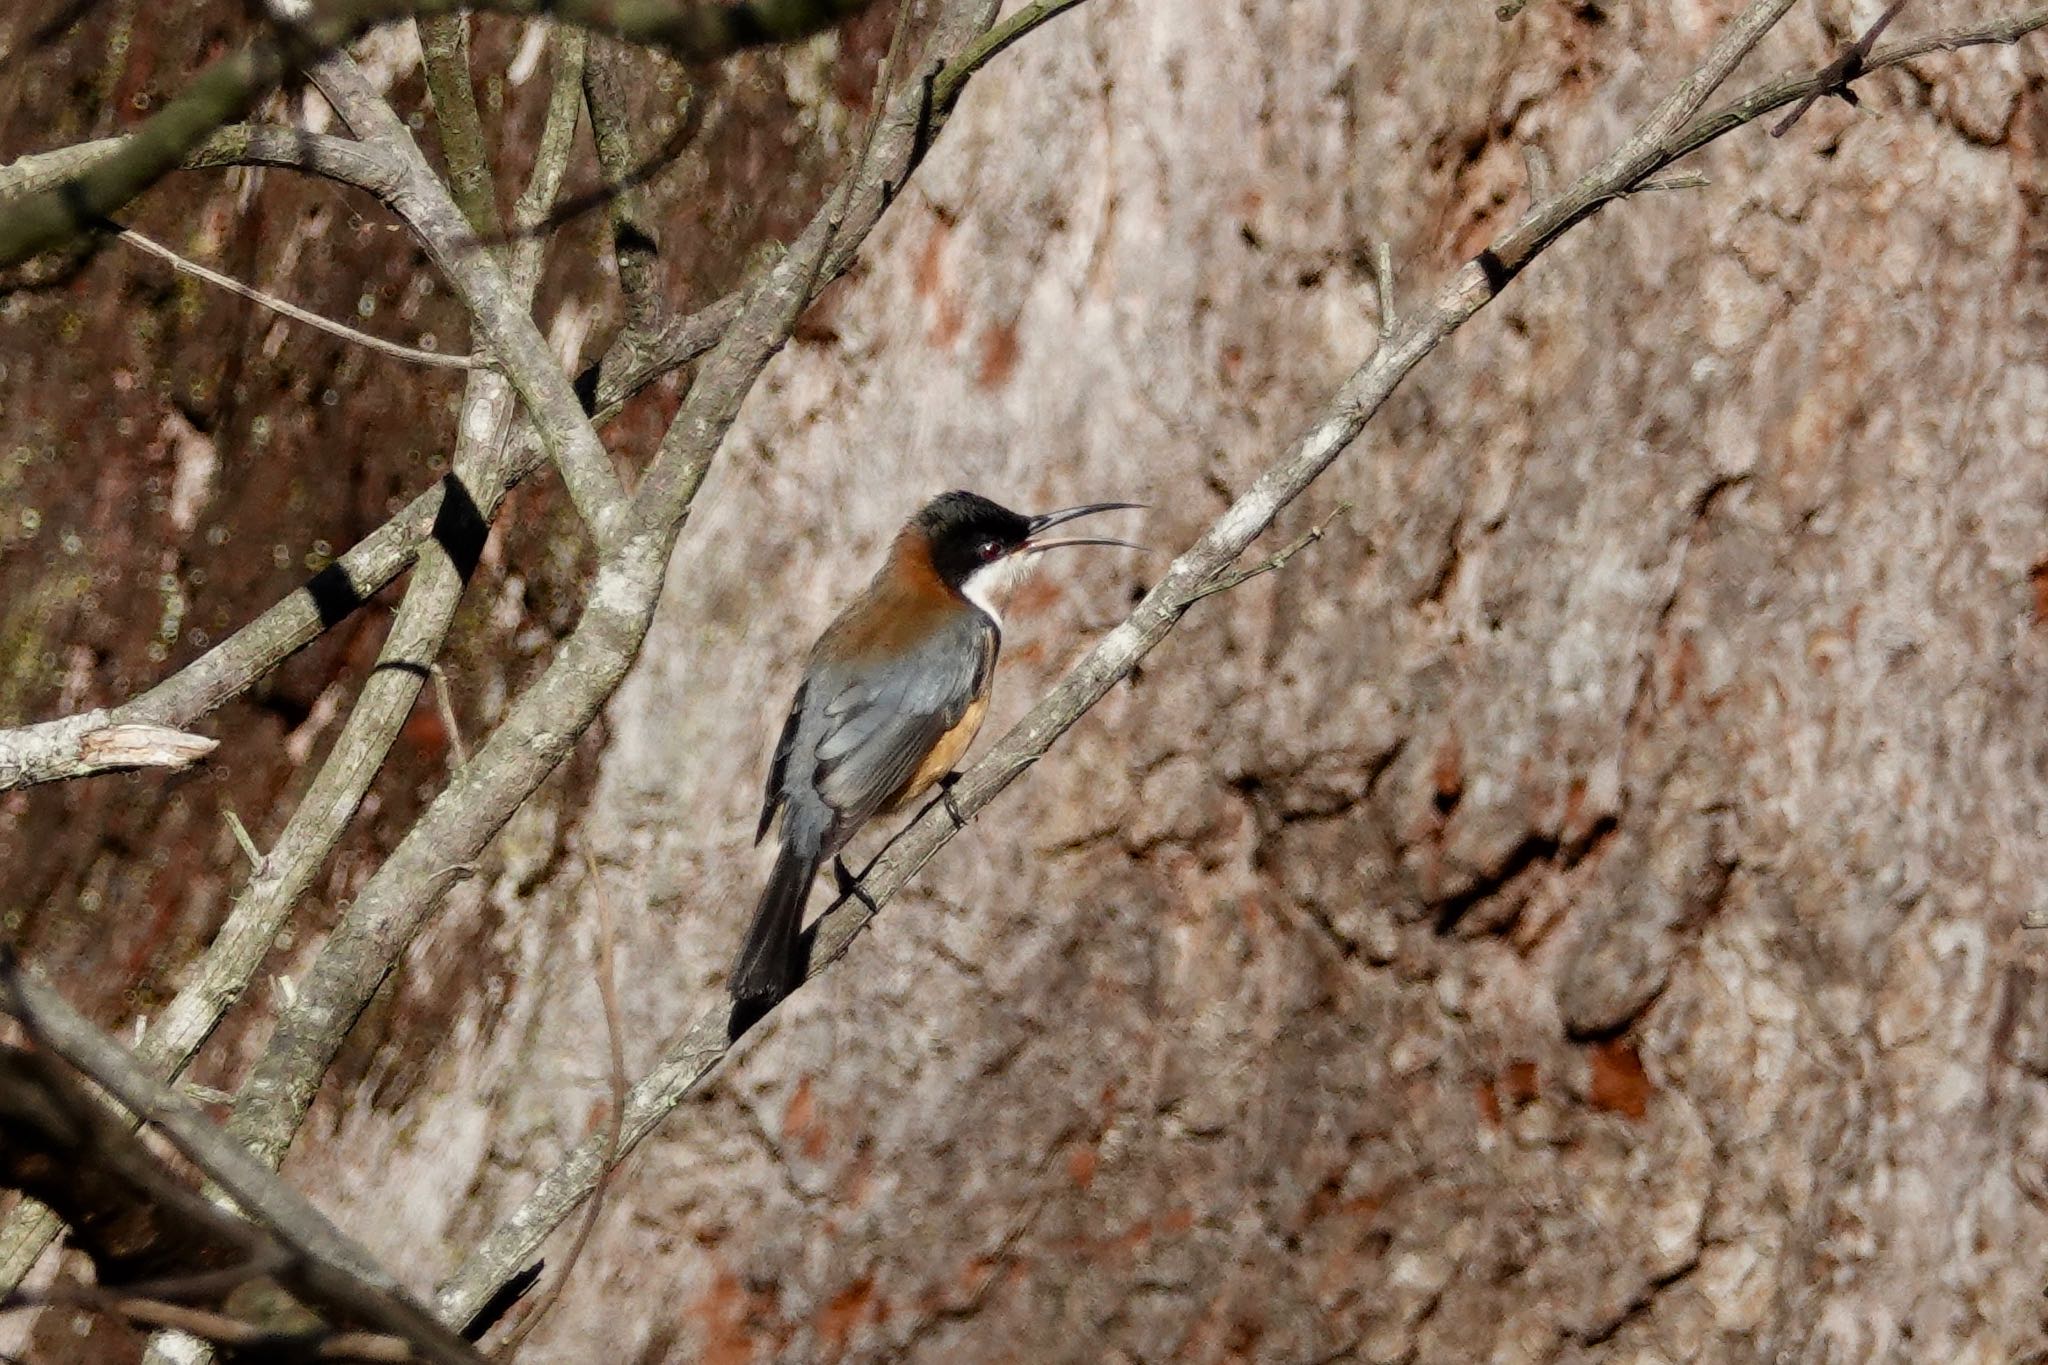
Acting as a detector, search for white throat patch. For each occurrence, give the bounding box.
[960,554,1035,626]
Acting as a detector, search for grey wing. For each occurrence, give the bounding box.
[756,680,808,843]
[809,617,993,830]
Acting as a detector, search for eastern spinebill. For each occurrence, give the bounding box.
[729,490,1142,1006]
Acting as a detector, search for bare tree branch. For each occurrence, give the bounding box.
[0,125,397,203]
[1672,5,2048,160]
[0,961,485,1365]
[0,1045,268,1289]
[581,39,666,335]
[0,718,217,787]
[0,299,711,797]
[303,50,628,548]
[0,25,590,1302]
[509,29,589,294]
[1177,502,1350,606]
[0,0,882,268]
[417,14,504,242]
[116,226,485,370]
[143,19,582,1180]
[1771,0,1911,136]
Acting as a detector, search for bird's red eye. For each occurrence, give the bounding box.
[977,539,1004,562]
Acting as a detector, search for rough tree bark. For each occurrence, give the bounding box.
[4,0,2047,1362]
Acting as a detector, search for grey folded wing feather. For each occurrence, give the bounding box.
[756,680,808,843]
[810,615,994,829]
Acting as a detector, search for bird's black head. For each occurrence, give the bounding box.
[914,490,1034,590]
[907,490,1145,619]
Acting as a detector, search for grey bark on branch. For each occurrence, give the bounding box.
[581,38,667,335]
[417,13,505,243]
[0,124,394,202]
[436,0,2048,1323]
[0,715,217,787]
[303,44,628,547]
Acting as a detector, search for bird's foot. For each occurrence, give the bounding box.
[937,773,969,830]
[834,856,879,913]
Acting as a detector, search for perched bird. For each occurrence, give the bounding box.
[730,490,1141,1006]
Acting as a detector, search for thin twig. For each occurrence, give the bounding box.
[1584,169,1713,214]
[117,226,483,370]
[176,1080,237,1107]
[1631,172,1711,193]
[1772,0,1912,136]
[930,0,1090,112]
[488,92,704,250]
[1522,143,1552,203]
[1374,241,1398,342]
[1177,503,1351,606]
[491,848,629,1358]
[430,666,469,771]
[223,810,264,871]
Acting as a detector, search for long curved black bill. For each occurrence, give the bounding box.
[1025,536,1149,554]
[1023,502,1146,553]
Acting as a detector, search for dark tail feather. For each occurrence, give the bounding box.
[730,840,820,1005]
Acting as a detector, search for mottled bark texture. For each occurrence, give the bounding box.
[5,0,2048,1361]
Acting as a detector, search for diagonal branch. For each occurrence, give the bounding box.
[417,13,504,242]
[1771,0,1911,136]
[0,961,485,1365]
[581,38,667,335]
[116,225,484,370]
